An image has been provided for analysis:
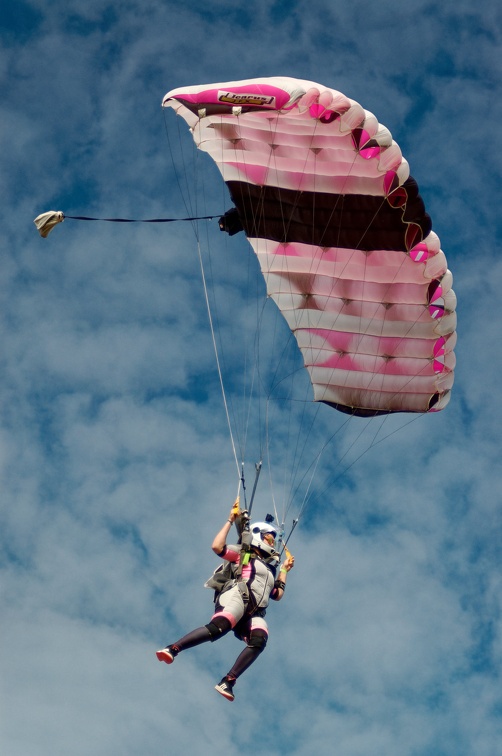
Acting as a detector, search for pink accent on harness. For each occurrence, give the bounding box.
[221,546,253,578]
[221,546,240,563]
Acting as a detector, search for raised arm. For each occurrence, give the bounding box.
[212,498,240,554]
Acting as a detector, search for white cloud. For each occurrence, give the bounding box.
[1,1,502,754]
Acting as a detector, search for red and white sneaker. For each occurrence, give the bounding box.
[156,646,178,664]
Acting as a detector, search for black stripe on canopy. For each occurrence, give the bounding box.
[226,177,431,252]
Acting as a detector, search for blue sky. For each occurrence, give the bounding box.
[1,1,502,754]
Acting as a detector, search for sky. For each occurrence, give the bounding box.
[1,1,502,754]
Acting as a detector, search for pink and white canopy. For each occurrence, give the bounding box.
[163,77,456,416]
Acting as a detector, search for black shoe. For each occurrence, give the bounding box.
[156,646,178,664]
[215,676,235,701]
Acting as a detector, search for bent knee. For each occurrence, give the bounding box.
[205,616,232,640]
[248,629,268,651]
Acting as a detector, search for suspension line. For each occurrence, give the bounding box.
[195,237,241,480]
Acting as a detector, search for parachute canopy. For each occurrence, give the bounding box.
[162,77,456,416]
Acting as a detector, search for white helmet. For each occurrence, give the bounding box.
[250,521,277,557]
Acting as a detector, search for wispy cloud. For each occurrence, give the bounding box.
[1,2,501,755]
